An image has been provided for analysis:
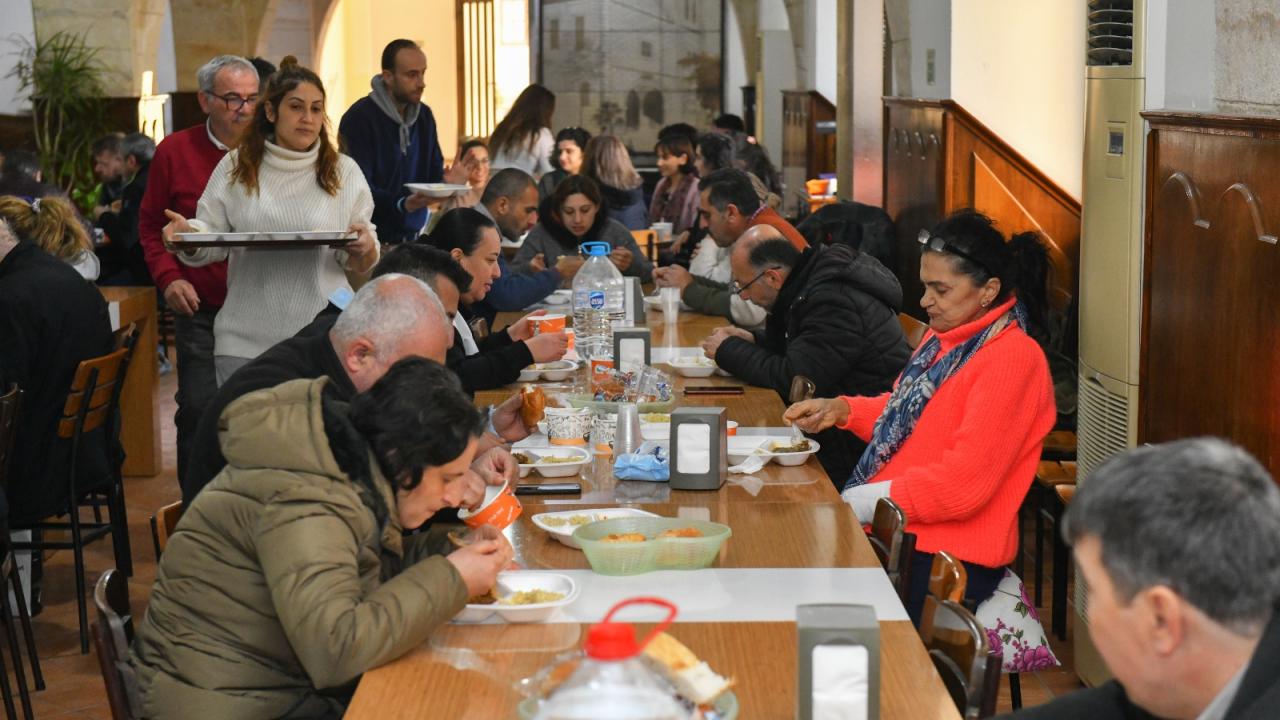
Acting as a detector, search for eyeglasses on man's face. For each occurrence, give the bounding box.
[917,229,994,277]
[731,266,781,295]
[213,92,258,111]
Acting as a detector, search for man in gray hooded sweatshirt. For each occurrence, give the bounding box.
[339,39,455,243]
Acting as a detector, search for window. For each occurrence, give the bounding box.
[641,41,652,58]
[574,16,584,51]
[550,18,559,50]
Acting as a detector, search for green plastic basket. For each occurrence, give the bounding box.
[572,517,732,576]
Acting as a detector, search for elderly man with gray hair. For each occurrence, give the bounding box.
[182,273,519,507]
[140,54,261,486]
[1006,438,1280,720]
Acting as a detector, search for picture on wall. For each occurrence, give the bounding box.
[539,0,723,153]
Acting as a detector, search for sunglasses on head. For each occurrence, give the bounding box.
[917,229,995,278]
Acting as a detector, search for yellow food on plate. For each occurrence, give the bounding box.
[601,533,648,543]
[541,514,599,528]
[657,527,704,539]
[539,456,581,464]
[499,589,566,605]
[770,440,812,453]
[640,413,671,423]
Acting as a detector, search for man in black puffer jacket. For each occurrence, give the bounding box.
[702,225,911,486]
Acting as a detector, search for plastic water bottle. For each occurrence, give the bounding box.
[572,241,625,362]
[534,598,685,720]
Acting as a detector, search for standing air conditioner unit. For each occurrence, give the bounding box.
[1075,0,1145,688]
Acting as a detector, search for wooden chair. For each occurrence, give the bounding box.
[919,598,1001,719]
[631,229,658,264]
[149,501,184,559]
[898,312,928,350]
[92,569,139,720]
[929,550,967,604]
[12,324,138,653]
[867,498,916,604]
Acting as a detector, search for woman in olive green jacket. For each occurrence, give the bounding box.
[132,359,513,719]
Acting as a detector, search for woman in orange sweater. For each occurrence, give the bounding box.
[785,209,1056,622]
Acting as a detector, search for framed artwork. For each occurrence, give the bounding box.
[537,0,724,153]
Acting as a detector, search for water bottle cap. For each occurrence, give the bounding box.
[583,597,678,660]
[584,622,641,660]
[580,241,611,257]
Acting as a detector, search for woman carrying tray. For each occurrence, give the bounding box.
[163,56,380,384]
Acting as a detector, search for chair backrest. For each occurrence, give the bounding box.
[93,570,139,719]
[0,384,22,489]
[929,550,968,604]
[149,500,184,558]
[898,312,929,350]
[59,347,129,439]
[631,229,658,263]
[920,598,1000,719]
[867,497,916,602]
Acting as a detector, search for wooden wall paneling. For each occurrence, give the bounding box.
[1140,114,1280,474]
[943,103,1081,315]
[883,98,946,320]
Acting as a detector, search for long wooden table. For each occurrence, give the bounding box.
[346,306,960,719]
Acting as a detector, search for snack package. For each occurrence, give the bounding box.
[520,385,547,428]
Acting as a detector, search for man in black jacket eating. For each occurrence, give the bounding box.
[702,225,910,485]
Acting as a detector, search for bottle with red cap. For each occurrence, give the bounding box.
[534,597,687,720]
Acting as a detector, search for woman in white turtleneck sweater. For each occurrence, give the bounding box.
[163,56,380,384]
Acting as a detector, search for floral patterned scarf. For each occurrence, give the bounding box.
[844,302,1029,490]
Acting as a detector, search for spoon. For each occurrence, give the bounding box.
[788,375,816,444]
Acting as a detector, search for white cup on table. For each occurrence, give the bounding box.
[650,221,673,246]
[659,286,681,320]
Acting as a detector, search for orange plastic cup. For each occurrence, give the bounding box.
[727,420,738,436]
[532,313,567,336]
[458,478,523,529]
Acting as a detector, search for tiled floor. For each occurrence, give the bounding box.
[8,360,1089,718]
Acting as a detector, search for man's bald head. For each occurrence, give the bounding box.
[730,224,786,265]
[329,273,453,392]
[729,224,796,312]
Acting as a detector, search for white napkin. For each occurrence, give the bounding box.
[728,454,767,475]
[812,644,870,720]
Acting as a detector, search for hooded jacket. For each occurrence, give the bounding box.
[714,243,911,484]
[338,77,444,243]
[597,181,648,230]
[133,377,467,719]
[513,194,653,282]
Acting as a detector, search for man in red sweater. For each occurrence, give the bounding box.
[139,54,258,485]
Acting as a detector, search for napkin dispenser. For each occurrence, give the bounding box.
[668,407,726,490]
[612,327,651,374]
[797,604,879,720]
[622,276,646,326]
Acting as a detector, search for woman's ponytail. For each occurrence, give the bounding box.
[1006,231,1051,342]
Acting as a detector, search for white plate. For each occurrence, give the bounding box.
[727,437,768,465]
[757,438,822,466]
[532,508,661,548]
[544,290,572,305]
[642,295,691,313]
[456,571,579,623]
[405,182,471,198]
[514,446,592,478]
[519,359,579,382]
[667,356,717,378]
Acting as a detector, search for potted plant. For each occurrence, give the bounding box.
[8,30,110,206]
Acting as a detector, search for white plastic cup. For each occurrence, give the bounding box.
[650,222,673,246]
[659,286,680,319]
